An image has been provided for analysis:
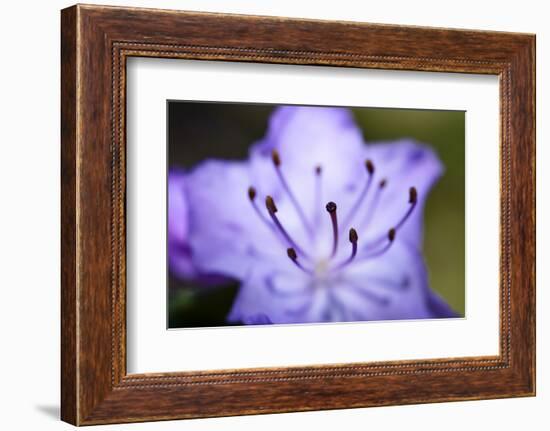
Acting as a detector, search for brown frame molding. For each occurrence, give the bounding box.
[61,4,535,425]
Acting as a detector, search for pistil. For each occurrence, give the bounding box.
[360,178,387,231]
[325,201,339,258]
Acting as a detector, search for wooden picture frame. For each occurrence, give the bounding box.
[61,4,535,425]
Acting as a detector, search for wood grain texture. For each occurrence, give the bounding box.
[60,4,535,425]
[60,6,78,425]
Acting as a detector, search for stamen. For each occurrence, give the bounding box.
[342,159,375,229]
[358,228,396,261]
[326,201,339,258]
[265,195,278,213]
[366,159,375,175]
[248,186,256,200]
[394,187,417,231]
[266,195,310,259]
[271,149,314,238]
[332,228,359,271]
[271,150,281,166]
[287,248,313,275]
[361,184,416,250]
[247,186,275,232]
[313,165,323,231]
[360,178,387,231]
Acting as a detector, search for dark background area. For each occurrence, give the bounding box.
[168,101,465,328]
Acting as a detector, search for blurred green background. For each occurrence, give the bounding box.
[168,102,465,328]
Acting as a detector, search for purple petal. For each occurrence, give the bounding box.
[230,239,456,324]
[242,313,273,325]
[359,140,444,247]
[249,106,367,201]
[168,170,189,244]
[168,170,197,279]
[184,159,288,279]
[341,240,457,321]
[425,291,460,318]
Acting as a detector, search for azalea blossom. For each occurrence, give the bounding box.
[169,106,457,324]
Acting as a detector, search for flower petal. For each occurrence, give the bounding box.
[358,139,444,247]
[250,106,368,201]
[227,267,319,324]
[343,239,457,320]
[168,170,197,279]
[184,159,289,279]
[168,170,189,245]
[230,239,456,324]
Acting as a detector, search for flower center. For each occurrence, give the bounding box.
[247,149,417,278]
[314,258,331,278]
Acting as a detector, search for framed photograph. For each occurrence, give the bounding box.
[61,4,535,425]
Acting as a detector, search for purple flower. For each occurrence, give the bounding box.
[168,170,196,279]
[170,106,457,324]
[169,170,229,286]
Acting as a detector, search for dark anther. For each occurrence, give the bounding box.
[388,228,396,242]
[287,247,298,260]
[265,195,278,214]
[286,246,313,274]
[379,179,387,188]
[365,159,375,175]
[331,227,359,271]
[349,228,358,243]
[271,149,281,167]
[248,186,257,201]
[315,165,322,175]
[409,187,417,204]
